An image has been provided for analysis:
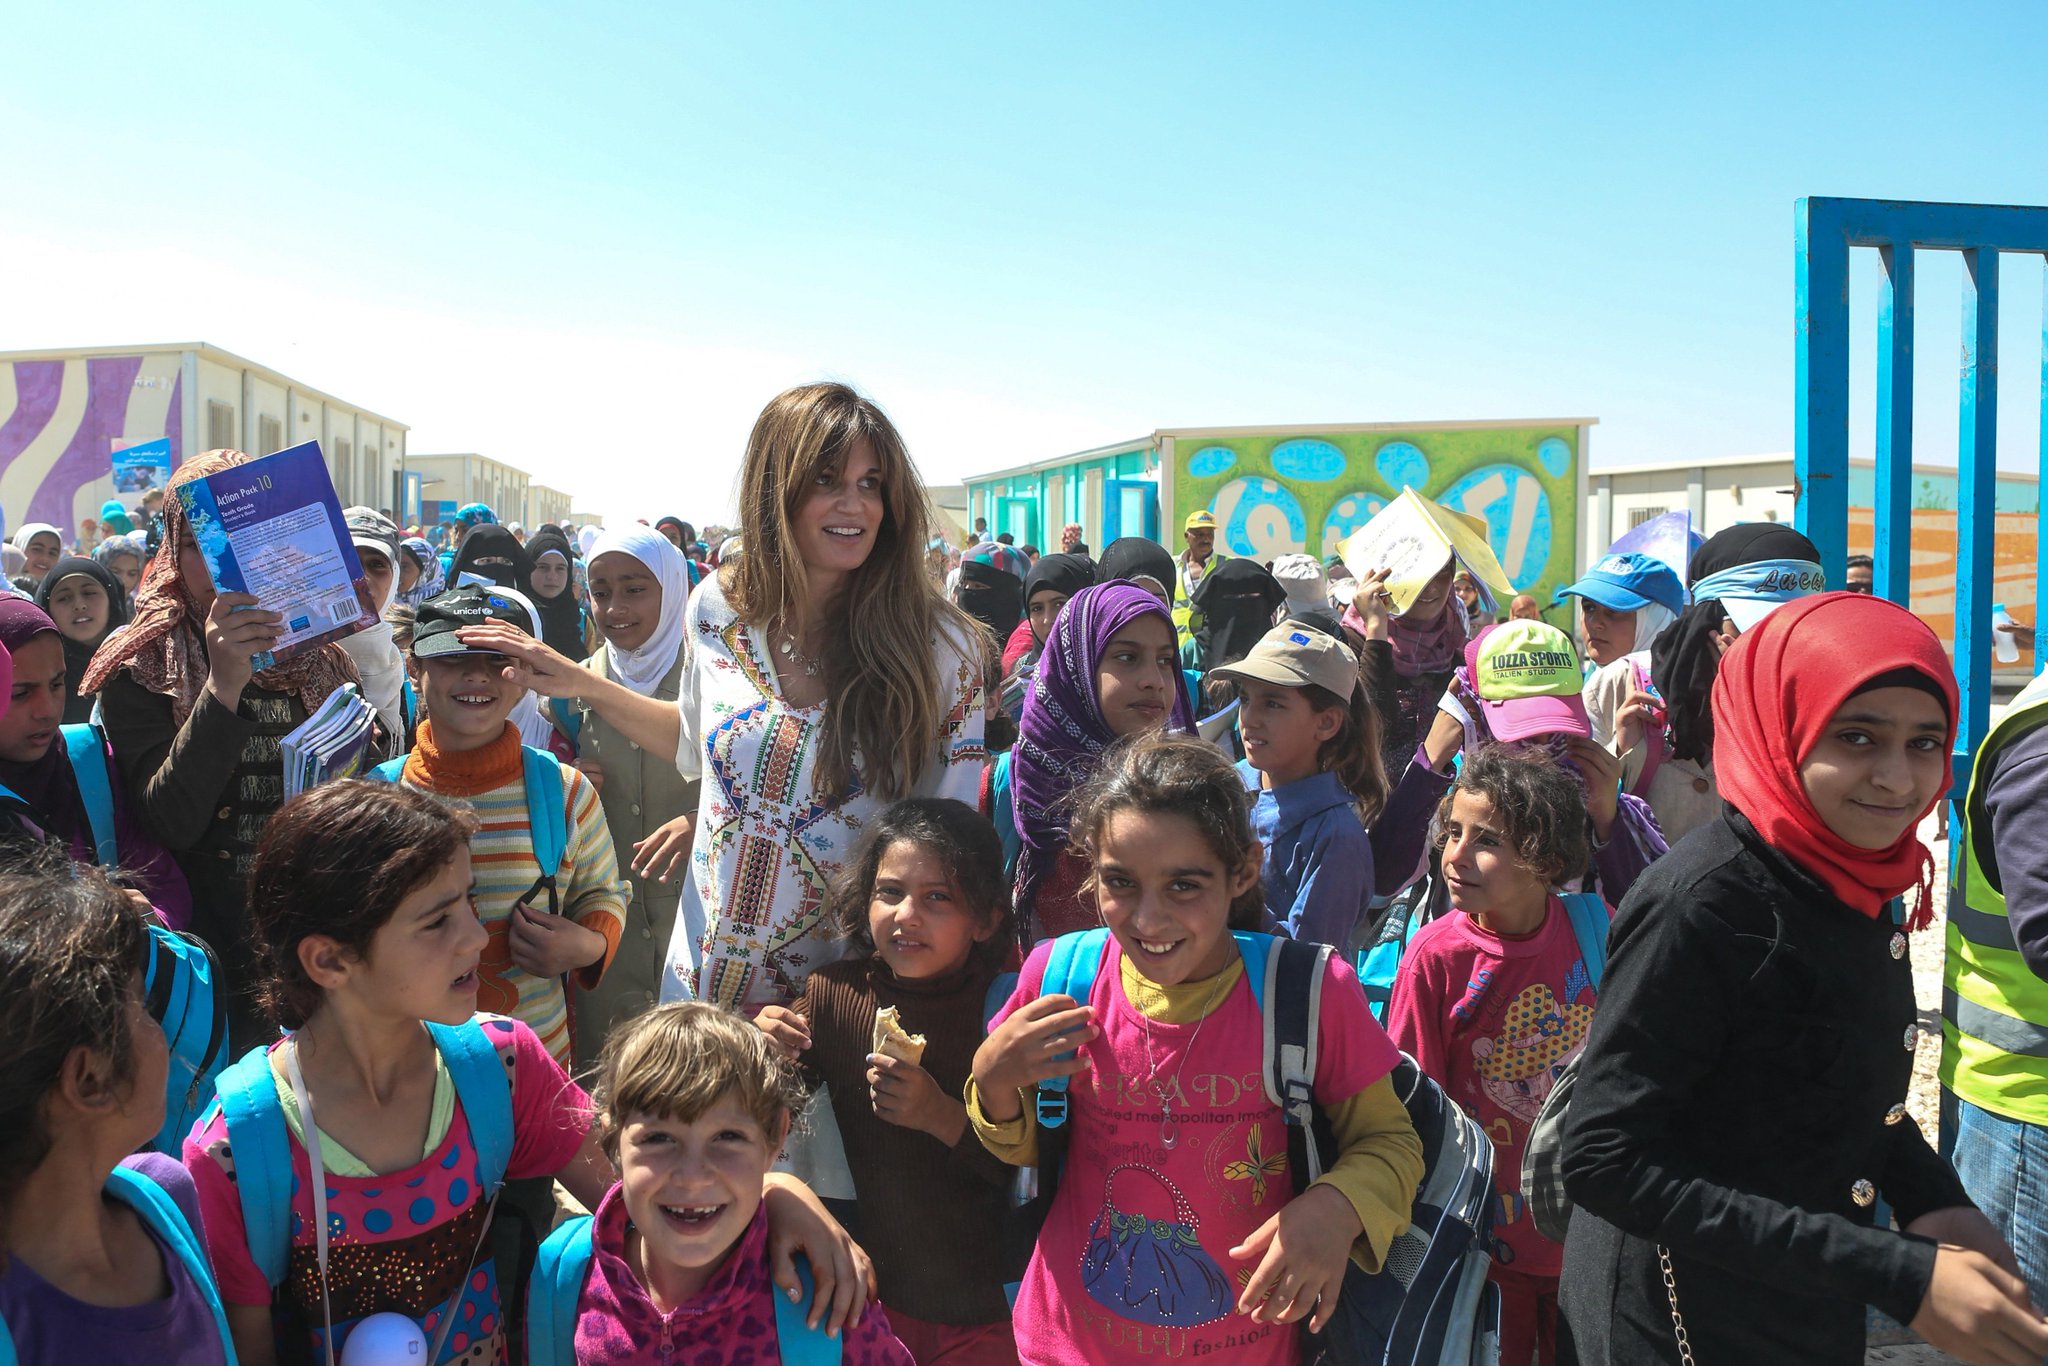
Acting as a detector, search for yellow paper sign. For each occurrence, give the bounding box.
[1338,488,1516,615]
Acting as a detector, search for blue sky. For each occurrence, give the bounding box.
[3,2,2045,523]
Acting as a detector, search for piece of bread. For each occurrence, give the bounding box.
[872,1005,927,1065]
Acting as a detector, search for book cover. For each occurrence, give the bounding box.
[1338,487,1516,615]
[175,441,376,670]
[111,437,174,494]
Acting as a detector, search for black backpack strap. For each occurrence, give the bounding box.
[1264,937,1337,1194]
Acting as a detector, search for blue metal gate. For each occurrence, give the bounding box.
[1795,196,2048,790]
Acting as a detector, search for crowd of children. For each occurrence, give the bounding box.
[2,378,2046,1366]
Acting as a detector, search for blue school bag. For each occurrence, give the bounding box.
[526,1217,839,1366]
[208,1018,516,1289]
[0,723,230,1158]
[1020,927,1502,1366]
[0,722,130,867]
[145,922,231,1156]
[372,746,567,915]
[0,1164,241,1366]
[61,723,120,865]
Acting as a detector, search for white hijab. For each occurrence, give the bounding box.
[590,525,689,695]
[1627,600,1679,656]
[341,534,407,737]
[577,526,601,558]
[12,523,60,552]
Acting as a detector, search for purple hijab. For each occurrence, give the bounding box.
[1011,581,1196,917]
[0,600,84,839]
[0,597,194,926]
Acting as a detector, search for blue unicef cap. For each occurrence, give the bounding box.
[1555,552,1688,615]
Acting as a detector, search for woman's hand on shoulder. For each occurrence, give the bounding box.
[970,994,1096,1117]
[755,1004,811,1060]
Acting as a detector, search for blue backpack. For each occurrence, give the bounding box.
[0,1164,240,1366]
[146,923,230,1156]
[1018,927,1501,1366]
[208,1017,515,1290]
[373,746,567,915]
[61,723,120,865]
[0,723,124,864]
[0,724,229,1158]
[527,1217,838,1366]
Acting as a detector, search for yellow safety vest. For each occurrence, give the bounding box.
[1942,670,2048,1123]
[1172,553,1222,645]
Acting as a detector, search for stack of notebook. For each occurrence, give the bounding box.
[281,683,379,797]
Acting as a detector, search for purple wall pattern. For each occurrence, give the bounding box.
[0,355,183,528]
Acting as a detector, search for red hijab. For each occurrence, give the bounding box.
[1711,592,1957,930]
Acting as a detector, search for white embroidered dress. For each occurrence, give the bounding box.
[660,575,987,1011]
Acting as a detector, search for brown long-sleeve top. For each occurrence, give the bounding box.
[792,954,1015,1325]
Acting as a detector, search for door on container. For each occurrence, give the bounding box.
[994,496,1037,548]
[1104,479,1159,543]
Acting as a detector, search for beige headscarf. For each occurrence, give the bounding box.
[81,449,360,724]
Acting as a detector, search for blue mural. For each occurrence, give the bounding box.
[1321,491,1389,557]
[1438,463,1554,588]
[1269,438,1346,483]
[1212,476,1307,560]
[1186,445,1239,479]
[1373,441,1431,492]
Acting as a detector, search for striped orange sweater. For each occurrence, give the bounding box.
[399,721,630,1064]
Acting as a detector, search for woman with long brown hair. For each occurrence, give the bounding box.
[462,383,987,1011]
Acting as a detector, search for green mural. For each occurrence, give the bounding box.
[1173,426,1582,602]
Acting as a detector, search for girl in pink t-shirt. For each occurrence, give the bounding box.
[1385,746,1605,1366]
[970,733,1423,1366]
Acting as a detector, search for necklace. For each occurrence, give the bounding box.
[1138,965,1235,1149]
[771,623,821,678]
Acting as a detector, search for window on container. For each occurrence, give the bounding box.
[206,401,236,450]
[1628,506,1669,529]
[334,439,354,502]
[257,415,282,457]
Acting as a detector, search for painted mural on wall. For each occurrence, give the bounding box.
[1848,507,2037,671]
[1176,426,1581,602]
[0,355,183,537]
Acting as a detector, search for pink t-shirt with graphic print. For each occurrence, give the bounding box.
[991,936,1400,1366]
[1384,896,1604,1277]
[184,1014,588,1365]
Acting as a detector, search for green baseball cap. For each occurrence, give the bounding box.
[1465,620,1590,741]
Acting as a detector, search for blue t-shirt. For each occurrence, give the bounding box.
[1238,760,1375,953]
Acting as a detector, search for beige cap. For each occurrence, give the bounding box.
[1212,622,1360,700]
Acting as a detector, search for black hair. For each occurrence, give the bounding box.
[825,798,1010,967]
[248,781,480,1029]
[1069,732,1266,930]
[0,851,149,1233]
[1434,744,1593,886]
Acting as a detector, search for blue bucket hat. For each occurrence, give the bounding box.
[1555,551,1687,615]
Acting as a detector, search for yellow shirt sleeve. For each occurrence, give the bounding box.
[1311,1074,1423,1273]
[963,1077,1039,1166]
